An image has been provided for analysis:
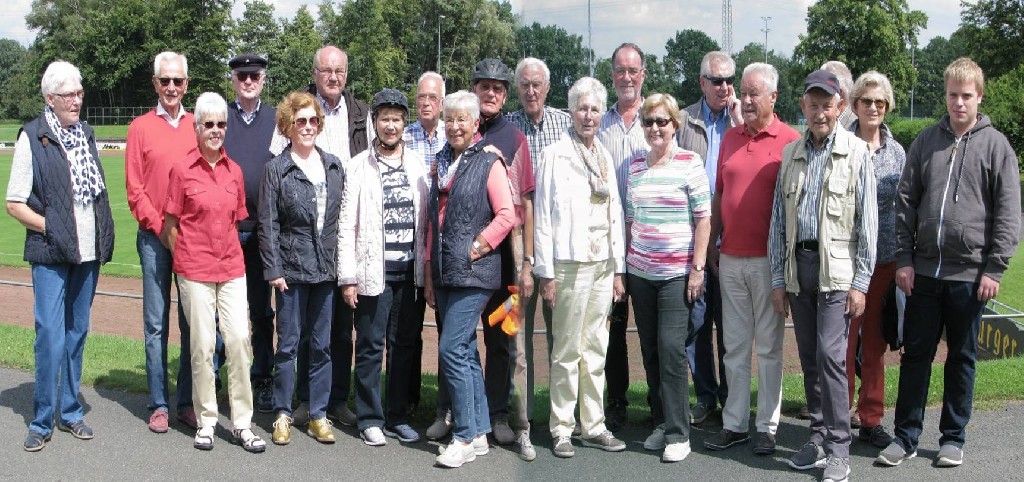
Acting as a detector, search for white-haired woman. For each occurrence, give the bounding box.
[424,90,514,468]
[845,71,905,448]
[161,92,264,453]
[533,77,627,458]
[7,60,114,452]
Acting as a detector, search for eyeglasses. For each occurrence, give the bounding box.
[703,75,735,86]
[55,90,84,102]
[294,116,320,128]
[613,67,644,77]
[416,93,441,103]
[315,67,347,78]
[202,121,227,129]
[158,77,186,87]
[235,72,263,82]
[642,117,672,128]
[858,97,887,109]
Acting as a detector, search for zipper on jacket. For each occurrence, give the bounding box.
[935,137,961,277]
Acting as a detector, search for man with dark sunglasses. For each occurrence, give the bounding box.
[224,53,277,415]
[126,51,203,434]
[676,50,742,430]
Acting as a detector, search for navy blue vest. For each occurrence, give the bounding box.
[224,102,276,226]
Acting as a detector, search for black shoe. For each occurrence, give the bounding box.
[752,432,776,455]
[254,379,274,413]
[24,431,51,452]
[605,399,627,432]
[703,429,750,451]
[859,425,894,449]
[57,420,94,440]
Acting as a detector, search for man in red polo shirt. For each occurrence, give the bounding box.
[703,62,800,456]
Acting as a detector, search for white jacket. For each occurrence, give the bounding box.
[338,146,429,295]
[533,133,626,279]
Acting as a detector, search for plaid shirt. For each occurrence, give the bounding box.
[403,121,445,170]
[506,106,572,170]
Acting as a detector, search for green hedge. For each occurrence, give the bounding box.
[887,117,936,151]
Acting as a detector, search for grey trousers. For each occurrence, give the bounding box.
[788,249,852,458]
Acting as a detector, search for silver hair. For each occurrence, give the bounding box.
[700,51,736,77]
[568,77,607,115]
[442,90,480,123]
[802,91,842,106]
[40,60,82,97]
[851,70,896,111]
[154,51,188,77]
[515,57,551,85]
[742,62,779,93]
[193,92,228,126]
[820,60,853,97]
[417,71,446,97]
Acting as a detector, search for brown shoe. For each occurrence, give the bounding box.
[307,417,336,444]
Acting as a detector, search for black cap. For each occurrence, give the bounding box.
[471,58,511,84]
[229,53,268,73]
[371,88,409,116]
[804,70,840,96]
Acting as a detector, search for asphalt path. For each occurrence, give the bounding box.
[2,367,1021,480]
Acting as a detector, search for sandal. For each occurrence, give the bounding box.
[194,426,214,451]
[233,428,267,453]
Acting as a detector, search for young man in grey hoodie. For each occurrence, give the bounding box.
[878,57,1020,469]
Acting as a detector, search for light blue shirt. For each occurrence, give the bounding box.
[700,98,729,195]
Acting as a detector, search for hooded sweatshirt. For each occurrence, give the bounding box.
[895,113,1020,282]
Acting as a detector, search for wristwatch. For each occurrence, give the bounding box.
[524,255,535,265]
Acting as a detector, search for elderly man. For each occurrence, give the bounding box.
[596,42,650,432]
[223,53,277,413]
[768,70,876,482]
[821,61,855,130]
[288,45,373,428]
[472,57,536,452]
[126,51,200,433]
[400,70,446,424]
[703,63,800,456]
[676,50,742,426]
[878,57,1020,469]
[504,56,572,460]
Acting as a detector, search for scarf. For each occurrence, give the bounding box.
[44,107,105,206]
[568,128,610,199]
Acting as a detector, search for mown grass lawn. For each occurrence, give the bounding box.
[0,124,128,143]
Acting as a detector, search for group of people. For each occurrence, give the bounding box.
[8,39,1018,482]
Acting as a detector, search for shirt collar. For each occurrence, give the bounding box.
[804,122,839,153]
[316,93,344,115]
[234,99,262,115]
[700,98,726,125]
[156,102,187,123]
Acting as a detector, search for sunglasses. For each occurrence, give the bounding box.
[203,121,227,129]
[294,116,320,128]
[158,77,186,87]
[858,98,887,109]
[642,117,672,128]
[235,72,262,82]
[703,75,735,86]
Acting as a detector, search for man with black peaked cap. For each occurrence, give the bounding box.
[224,53,277,413]
[767,70,877,482]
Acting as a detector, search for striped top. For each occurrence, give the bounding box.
[796,129,836,242]
[597,103,650,207]
[380,156,415,280]
[625,147,711,280]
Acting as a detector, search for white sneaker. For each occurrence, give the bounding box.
[437,434,488,456]
[361,426,386,446]
[644,425,666,451]
[936,444,963,467]
[435,440,476,468]
[662,441,691,463]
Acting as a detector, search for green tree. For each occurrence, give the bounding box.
[1,50,43,121]
[232,0,281,59]
[982,63,1024,165]
[956,0,1024,79]
[331,0,408,101]
[515,22,591,109]
[663,29,721,105]
[264,6,323,103]
[792,0,927,111]
[910,34,967,119]
[157,0,233,104]
[0,39,28,119]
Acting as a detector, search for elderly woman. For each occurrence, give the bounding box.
[626,93,710,463]
[259,91,344,445]
[161,92,264,452]
[424,90,514,468]
[533,77,626,458]
[339,89,428,446]
[846,71,905,449]
[6,61,114,452]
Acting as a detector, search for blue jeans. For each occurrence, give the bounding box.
[435,287,492,442]
[239,230,274,381]
[274,282,334,419]
[893,274,983,452]
[29,261,99,436]
[686,271,728,408]
[296,291,353,410]
[137,229,194,413]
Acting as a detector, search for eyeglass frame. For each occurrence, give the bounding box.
[702,75,735,86]
[157,77,187,87]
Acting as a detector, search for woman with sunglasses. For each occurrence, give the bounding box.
[259,91,345,445]
[8,61,114,452]
[161,92,264,452]
[845,71,904,449]
[627,93,710,463]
